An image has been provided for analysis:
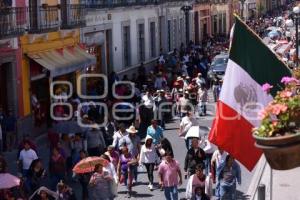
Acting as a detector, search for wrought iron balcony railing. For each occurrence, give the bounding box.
[86,0,176,9]
[0,7,27,39]
[28,5,60,34]
[194,0,210,3]
[61,4,86,29]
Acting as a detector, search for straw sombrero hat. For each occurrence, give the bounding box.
[126,125,138,134]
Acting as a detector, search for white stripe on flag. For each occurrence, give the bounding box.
[219,59,273,127]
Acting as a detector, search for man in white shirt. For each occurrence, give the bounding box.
[142,91,154,109]
[112,123,128,149]
[211,147,227,183]
[18,141,38,177]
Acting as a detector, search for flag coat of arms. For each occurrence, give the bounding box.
[209,16,292,171]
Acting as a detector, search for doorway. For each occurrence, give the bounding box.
[194,11,199,45]
[0,63,9,113]
[0,62,17,115]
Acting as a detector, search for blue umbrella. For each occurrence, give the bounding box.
[268,30,280,38]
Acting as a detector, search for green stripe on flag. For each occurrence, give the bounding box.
[229,17,292,97]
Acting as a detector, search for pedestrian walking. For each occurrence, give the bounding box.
[119,125,141,183]
[159,137,174,158]
[26,158,46,195]
[197,84,208,116]
[112,123,128,150]
[89,163,114,200]
[75,150,90,200]
[185,164,212,199]
[104,145,120,169]
[139,136,158,191]
[86,125,106,156]
[184,138,206,177]
[101,154,118,198]
[70,133,86,166]
[56,181,76,200]
[179,112,198,149]
[49,147,66,190]
[153,90,168,128]
[18,141,38,178]
[158,151,183,200]
[146,120,164,146]
[190,186,210,200]
[211,147,227,183]
[117,145,137,198]
[216,155,241,200]
[3,109,17,151]
[178,92,192,119]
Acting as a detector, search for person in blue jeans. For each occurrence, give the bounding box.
[216,154,241,200]
[158,151,183,200]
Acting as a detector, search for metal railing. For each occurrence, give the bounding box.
[61,4,86,29]
[210,0,228,4]
[195,0,210,3]
[0,7,26,39]
[85,0,181,9]
[28,5,59,34]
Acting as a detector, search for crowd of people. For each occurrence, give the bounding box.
[246,2,299,69]
[0,36,244,200]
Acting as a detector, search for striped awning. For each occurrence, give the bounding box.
[28,46,96,78]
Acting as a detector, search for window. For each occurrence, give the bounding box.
[167,20,171,52]
[222,13,227,34]
[213,15,218,35]
[138,23,145,62]
[173,19,177,49]
[179,18,183,44]
[218,14,222,34]
[150,22,156,58]
[123,25,131,67]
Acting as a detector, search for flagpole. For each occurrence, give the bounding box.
[270,166,273,200]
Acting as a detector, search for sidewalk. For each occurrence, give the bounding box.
[247,156,300,200]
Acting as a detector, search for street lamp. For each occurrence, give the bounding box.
[181,2,192,46]
[291,6,300,66]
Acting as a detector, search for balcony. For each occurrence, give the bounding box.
[61,4,86,29]
[0,7,27,40]
[86,0,162,9]
[195,0,210,3]
[28,5,60,34]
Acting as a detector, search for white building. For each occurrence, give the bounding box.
[81,1,189,76]
[244,0,257,20]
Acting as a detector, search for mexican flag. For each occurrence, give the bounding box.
[208,17,292,171]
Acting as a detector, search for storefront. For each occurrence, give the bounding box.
[0,40,21,117]
[81,11,113,75]
[20,30,96,128]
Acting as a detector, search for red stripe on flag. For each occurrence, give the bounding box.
[209,101,262,171]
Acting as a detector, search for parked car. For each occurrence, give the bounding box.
[208,53,229,77]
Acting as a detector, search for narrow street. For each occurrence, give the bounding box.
[3,94,254,199]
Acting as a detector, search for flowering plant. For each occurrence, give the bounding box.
[254,68,300,137]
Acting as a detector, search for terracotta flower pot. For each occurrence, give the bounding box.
[253,132,300,170]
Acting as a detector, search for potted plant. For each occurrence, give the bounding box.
[253,68,300,170]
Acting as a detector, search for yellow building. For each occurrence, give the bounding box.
[19,0,95,132]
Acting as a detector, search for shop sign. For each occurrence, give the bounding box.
[84,31,105,46]
[86,13,112,26]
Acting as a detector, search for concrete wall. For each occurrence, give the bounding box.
[82,2,187,76]
[110,6,159,72]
